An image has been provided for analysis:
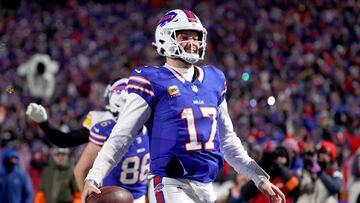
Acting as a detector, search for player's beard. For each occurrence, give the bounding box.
[184,43,199,55]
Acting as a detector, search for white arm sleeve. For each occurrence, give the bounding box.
[86,93,152,184]
[219,99,270,187]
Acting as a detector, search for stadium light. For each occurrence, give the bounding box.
[267,96,276,106]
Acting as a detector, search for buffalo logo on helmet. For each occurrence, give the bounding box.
[158,11,178,27]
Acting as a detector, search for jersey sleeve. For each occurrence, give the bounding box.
[89,120,114,146]
[128,67,156,108]
[39,121,89,147]
[210,66,227,106]
[219,79,227,105]
[218,100,270,187]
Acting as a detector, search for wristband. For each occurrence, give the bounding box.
[85,179,101,188]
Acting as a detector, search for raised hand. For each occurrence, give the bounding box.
[26,103,48,123]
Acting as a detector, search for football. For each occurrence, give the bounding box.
[86,186,134,203]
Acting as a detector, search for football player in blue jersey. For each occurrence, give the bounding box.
[73,79,150,203]
[26,78,128,147]
[83,9,286,203]
[27,78,150,202]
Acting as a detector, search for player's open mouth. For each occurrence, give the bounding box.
[184,48,198,54]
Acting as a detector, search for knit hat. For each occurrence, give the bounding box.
[318,140,337,161]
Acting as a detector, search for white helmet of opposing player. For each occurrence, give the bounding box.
[153,9,207,64]
[104,78,128,114]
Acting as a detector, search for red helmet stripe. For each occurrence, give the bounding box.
[182,9,197,23]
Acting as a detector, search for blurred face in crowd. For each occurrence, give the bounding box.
[300,139,316,155]
[317,148,332,169]
[276,155,288,165]
[52,151,69,166]
[176,30,199,55]
[273,146,289,166]
[4,156,18,171]
[233,174,249,188]
[8,156,18,164]
[318,150,331,163]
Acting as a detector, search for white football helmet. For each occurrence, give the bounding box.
[104,78,128,114]
[152,9,207,64]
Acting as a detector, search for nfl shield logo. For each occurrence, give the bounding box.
[191,85,198,93]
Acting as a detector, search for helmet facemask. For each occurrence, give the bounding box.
[165,29,207,64]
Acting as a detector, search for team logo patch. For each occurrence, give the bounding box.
[154,183,164,192]
[168,85,180,97]
[191,85,198,93]
[158,11,177,27]
[82,114,92,128]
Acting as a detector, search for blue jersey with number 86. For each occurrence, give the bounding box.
[90,119,150,199]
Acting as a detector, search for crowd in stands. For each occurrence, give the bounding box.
[1,0,359,202]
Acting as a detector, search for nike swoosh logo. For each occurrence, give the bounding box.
[135,69,142,73]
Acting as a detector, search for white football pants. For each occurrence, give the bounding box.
[134,195,146,203]
[148,176,216,203]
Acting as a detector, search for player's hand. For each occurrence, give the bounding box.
[82,180,101,203]
[26,103,48,123]
[258,179,286,203]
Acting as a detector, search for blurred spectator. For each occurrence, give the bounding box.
[17,54,59,102]
[0,147,33,203]
[346,148,360,203]
[27,147,48,192]
[296,140,342,203]
[282,136,303,172]
[241,146,300,203]
[34,148,80,203]
[225,174,249,203]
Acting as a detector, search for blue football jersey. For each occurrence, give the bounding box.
[89,119,150,199]
[128,65,227,183]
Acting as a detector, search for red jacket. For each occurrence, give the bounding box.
[250,176,299,203]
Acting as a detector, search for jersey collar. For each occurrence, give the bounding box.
[164,63,204,84]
